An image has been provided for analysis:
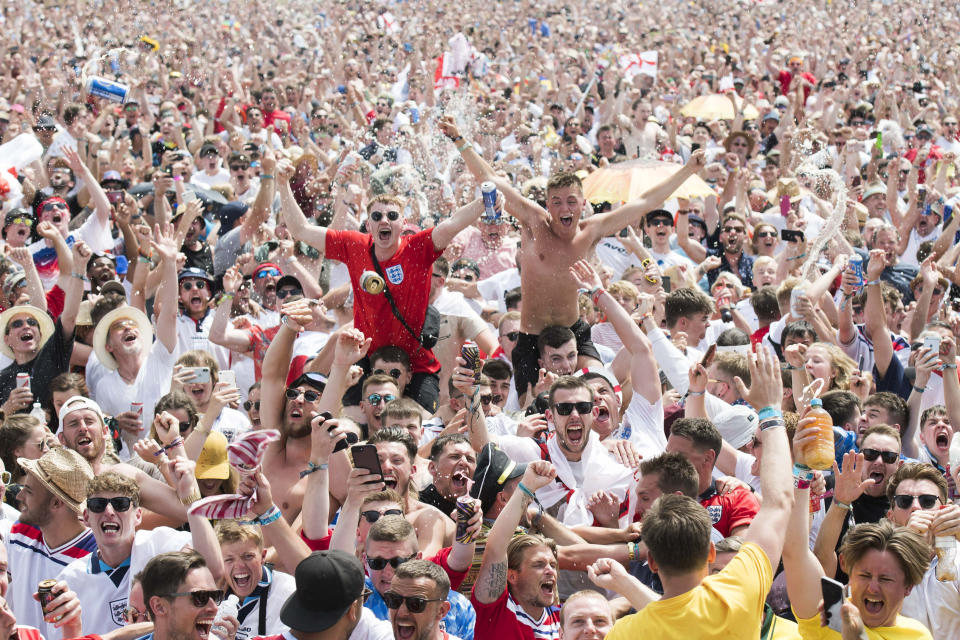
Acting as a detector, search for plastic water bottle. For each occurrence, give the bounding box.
[803,398,834,470]
[212,594,239,637]
[30,403,46,426]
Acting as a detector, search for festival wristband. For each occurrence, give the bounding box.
[757,406,782,421]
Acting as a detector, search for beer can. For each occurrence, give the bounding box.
[790,286,805,318]
[848,255,864,289]
[360,270,385,295]
[455,496,478,543]
[480,182,499,223]
[84,76,130,104]
[130,402,143,418]
[16,373,30,390]
[461,341,481,382]
[38,579,57,613]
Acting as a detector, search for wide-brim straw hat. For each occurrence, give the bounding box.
[18,447,94,514]
[92,306,153,371]
[0,305,54,359]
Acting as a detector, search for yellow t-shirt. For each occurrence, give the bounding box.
[605,542,773,640]
[795,613,932,639]
[769,615,801,640]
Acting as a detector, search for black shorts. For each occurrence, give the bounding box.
[512,318,601,399]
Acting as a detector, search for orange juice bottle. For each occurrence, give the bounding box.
[804,398,835,470]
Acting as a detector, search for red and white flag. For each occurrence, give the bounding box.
[377,11,400,35]
[619,50,658,80]
[434,54,460,91]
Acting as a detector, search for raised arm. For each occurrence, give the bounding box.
[208,266,253,353]
[59,241,87,335]
[437,116,549,230]
[431,198,485,251]
[571,261,660,404]
[260,300,313,431]
[276,159,328,253]
[63,145,111,227]
[942,337,960,438]
[473,461,556,604]
[674,203,708,263]
[7,247,47,312]
[150,223,181,354]
[731,343,794,568]
[812,451,874,581]
[863,249,893,378]
[588,151,706,240]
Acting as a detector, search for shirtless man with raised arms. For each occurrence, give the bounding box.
[439,116,705,402]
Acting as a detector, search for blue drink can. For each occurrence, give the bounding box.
[481,181,499,222]
[84,76,129,104]
[849,254,864,289]
[409,106,419,124]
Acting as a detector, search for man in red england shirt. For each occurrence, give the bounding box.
[665,417,760,537]
[277,158,494,413]
[472,460,562,640]
[764,52,816,100]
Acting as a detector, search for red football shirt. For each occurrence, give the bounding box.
[699,482,760,538]
[325,229,442,373]
[471,587,560,640]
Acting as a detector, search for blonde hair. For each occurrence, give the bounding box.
[808,342,857,391]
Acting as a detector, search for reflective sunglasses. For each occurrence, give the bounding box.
[162,589,224,608]
[722,226,744,234]
[277,287,302,299]
[255,268,281,279]
[366,556,413,571]
[7,217,32,227]
[861,448,899,464]
[370,210,401,222]
[367,393,396,405]
[502,331,519,341]
[756,231,777,239]
[553,401,594,416]
[87,496,134,513]
[360,508,404,523]
[374,368,403,379]
[383,592,444,613]
[181,280,208,291]
[893,494,940,510]
[9,318,39,330]
[285,388,321,403]
[243,400,261,412]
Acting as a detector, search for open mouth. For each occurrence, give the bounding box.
[101,522,120,534]
[289,407,303,419]
[77,435,92,447]
[395,622,416,640]
[383,476,398,490]
[195,620,213,639]
[566,425,584,445]
[378,228,392,241]
[595,406,610,425]
[451,471,468,491]
[265,283,276,293]
[936,432,950,449]
[19,332,34,343]
[863,597,884,615]
[233,571,252,590]
[559,215,574,227]
[869,471,885,484]
[539,581,555,599]
[191,295,203,306]
[123,333,137,344]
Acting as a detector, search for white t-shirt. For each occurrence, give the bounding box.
[594,237,643,280]
[349,608,395,640]
[901,555,960,640]
[213,406,252,443]
[234,568,296,640]
[900,225,941,268]
[5,523,97,638]
[87,338,176,459]
[56,527,191,635]
[476,268,521,312]
[617,394,666,461]
[176,312,231,370]
[190,169,231,189]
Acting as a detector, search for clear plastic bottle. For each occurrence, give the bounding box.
[212,594,239,637]
[30,403,46,426]
[936,533,957,582]
[803,398,835,470]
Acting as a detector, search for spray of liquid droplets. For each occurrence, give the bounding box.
[795,150,849,283]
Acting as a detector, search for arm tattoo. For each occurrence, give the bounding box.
[479,561,508,601]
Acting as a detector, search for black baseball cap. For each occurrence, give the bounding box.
[280,551,364,632]
[178,267,213,282]
[471,444,526,514]
[645,209,673,225]
[290,371,326,392]
[276,275,303,292]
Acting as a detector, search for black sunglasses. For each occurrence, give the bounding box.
[181,281,208,291]
[893,494,939,510]
[162,589,224,608]
[383,592,444,613]
[756,231,778,239]
[277,288,303,299]
[861,448,899,464]
[374,368,403,379]
[8,318,39,330]
[502,331,519,341]
[360,508,404,523]
[480,394,493,405]
[370,210,401,222]
[243,400,261,412]
[286,388,321,403]
[179,421,193,434]
[367,556,414,571]
[87,496,134,513]
[553,401,593,416]
[230,164,249,172]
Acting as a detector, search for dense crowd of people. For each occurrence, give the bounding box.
[1,0,960,638]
